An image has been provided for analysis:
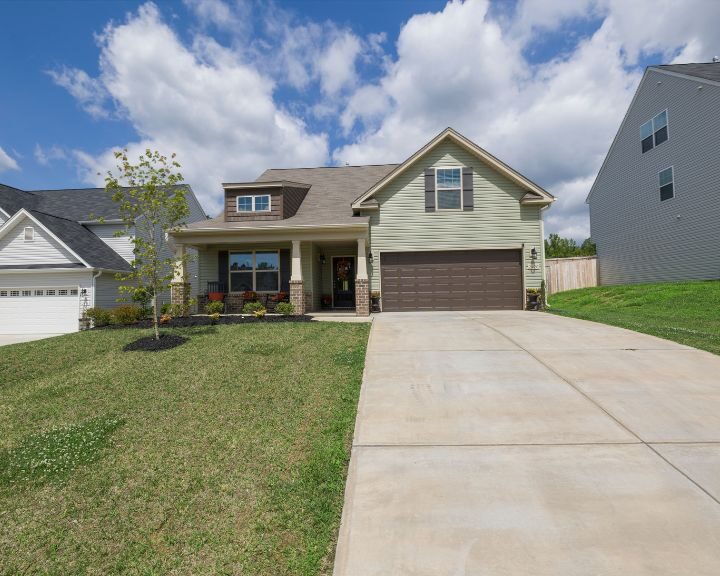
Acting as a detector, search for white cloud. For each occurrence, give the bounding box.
[47,66,111,119]
[0,146,20,173]
[333,0,720,239]
[65,2,328,215]
[34,144,67,166]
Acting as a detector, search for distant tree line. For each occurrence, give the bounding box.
[544,233,597,258]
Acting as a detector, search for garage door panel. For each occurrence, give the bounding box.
[0,283,81,334]
[380,250,523,312]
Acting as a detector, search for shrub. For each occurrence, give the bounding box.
[254,308,266,319]
[242,301,265,314]
[275,301,294,316]
[160,303,171,315]
[86,307,113,327]
[209,312,221,324]
[159,313,172,324]
[168,298,196,318]
[242,290,257,300]
[112,304,143,325]
[205,300,225,315]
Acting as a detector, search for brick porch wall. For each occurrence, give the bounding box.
[290,280,306,315]
[355,278,370,316]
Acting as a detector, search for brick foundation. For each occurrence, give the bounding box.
[290,280,305,315]
[355,278,370,316]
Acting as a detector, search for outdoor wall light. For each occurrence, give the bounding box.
[530,247,538,260]
[319,254,326,265]
[367,252,374,264]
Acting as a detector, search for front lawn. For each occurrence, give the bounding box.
[0,322,370,575]
[548,280,720,355]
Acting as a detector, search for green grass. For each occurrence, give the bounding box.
[0,322,370,575]
[548,280,720,355]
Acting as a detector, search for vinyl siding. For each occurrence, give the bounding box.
[368,140,544,291]
[589,69,720,284]
[93,272,128,309]
[87,224,135,263]
[0,215,80,266]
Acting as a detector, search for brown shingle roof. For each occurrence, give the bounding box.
[185,164,398,230]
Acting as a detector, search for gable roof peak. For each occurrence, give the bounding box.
[351,127,554,208]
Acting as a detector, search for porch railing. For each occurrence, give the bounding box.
[207,281,227,294]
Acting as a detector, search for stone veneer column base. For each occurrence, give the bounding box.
[290,280,306,315]
[170,282,190,314]
[355,278,370,316]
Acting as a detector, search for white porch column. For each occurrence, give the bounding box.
[356,237,368,280]
[355,237,370,316]
[291,239,303,281]
[171,243,190,312]
[173,243,186,283]
[290,240,305,315]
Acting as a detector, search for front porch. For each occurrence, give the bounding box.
[172,230,371,316]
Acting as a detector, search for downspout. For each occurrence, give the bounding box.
[92,269,102,308]
[540,205,549,286]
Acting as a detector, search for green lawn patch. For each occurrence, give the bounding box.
[0,322,370,575]
[548,280,720,355]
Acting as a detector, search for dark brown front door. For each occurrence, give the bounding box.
[332,256,356,308]
[380,250,523,311]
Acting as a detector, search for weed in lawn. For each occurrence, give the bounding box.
[0,415,124,487]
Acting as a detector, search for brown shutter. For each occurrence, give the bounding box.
[462,167,474,211]
[424,169,435,212]
[218,250,229,292]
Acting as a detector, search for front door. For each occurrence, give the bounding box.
[332,256,356,308]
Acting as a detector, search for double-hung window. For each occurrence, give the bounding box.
[640,110,668,153]
[435,167,462,210]
[236,195,271,212]
[659,167,674,201]
[229,251,280,292]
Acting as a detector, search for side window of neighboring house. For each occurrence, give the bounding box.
[640,110,668,153]
[659,167,675,201]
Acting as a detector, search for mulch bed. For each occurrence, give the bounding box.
[100,315,313,330]
[123,334,189,352]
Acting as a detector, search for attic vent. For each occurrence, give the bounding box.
[24,227,34,242]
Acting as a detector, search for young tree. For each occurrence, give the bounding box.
[104,149,191,340]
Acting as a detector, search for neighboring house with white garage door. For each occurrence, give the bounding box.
[169,127,555,316]
[0,183,206,334]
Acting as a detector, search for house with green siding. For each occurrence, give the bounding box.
[169,128,555,315]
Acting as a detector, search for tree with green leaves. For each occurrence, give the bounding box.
[103,149,191,340]
[544,233,596,258]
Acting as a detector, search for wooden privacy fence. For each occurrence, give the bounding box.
[544,256,598,295]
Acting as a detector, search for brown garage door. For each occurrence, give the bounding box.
[380,250,523,311]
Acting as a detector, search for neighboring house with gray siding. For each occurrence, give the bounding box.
[0,183,206,334]
[588,62,720,284]
[170,128,555,316]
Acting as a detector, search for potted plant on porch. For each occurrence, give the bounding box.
[370,291,381,312]
[320,294,332,309]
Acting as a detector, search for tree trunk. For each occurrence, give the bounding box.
[152,294,160,340]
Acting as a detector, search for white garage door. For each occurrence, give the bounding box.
[0,285,80,334]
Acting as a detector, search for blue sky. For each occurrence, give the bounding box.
[1,0,718,238]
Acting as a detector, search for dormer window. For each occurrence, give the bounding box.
[237,195,271,213]
[24,227,34,242]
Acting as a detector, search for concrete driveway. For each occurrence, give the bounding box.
[0,334,62,346]
[334,311,720,575]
